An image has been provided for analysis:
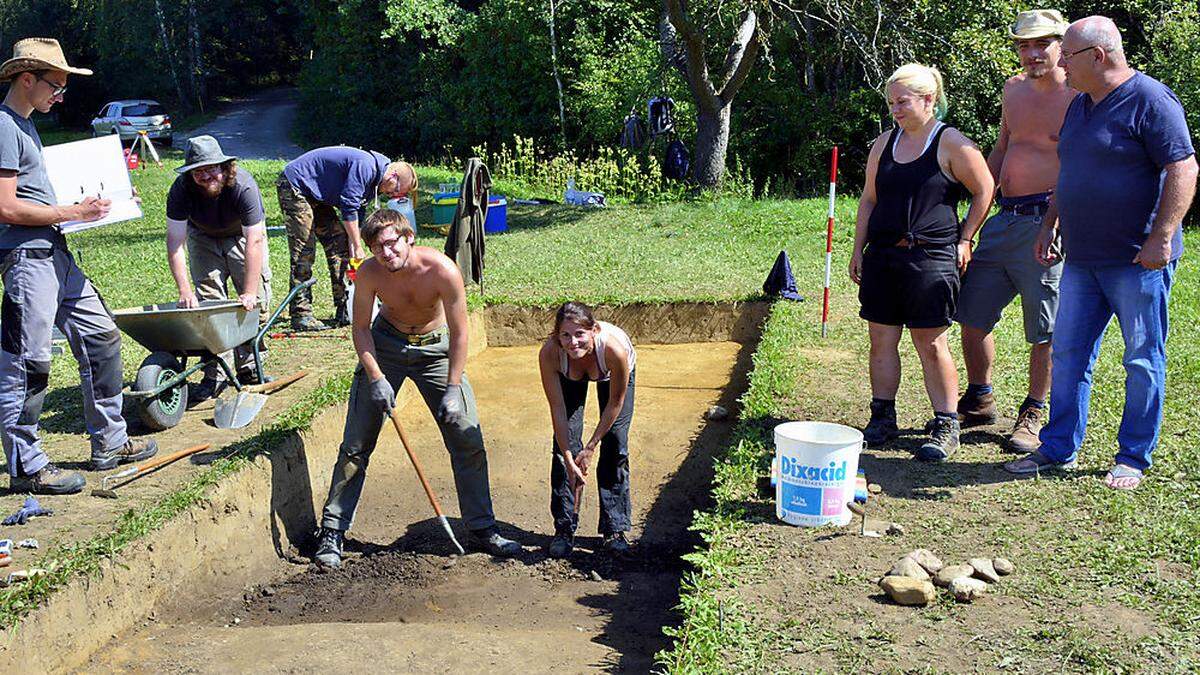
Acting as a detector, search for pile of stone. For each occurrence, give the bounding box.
[876,549,1014,605]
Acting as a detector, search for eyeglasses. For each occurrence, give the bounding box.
[1062,45,1098,61]
[33,73,67,97]
[191,165,224,179]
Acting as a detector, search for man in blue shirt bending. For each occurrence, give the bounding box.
[1004,16,1198,489]
[277,147,416,331]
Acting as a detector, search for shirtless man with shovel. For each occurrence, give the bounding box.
[314,208,519,567]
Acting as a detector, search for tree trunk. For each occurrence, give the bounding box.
[153,0,189,110]
[186,0,205,112]
[548,0,566,149]
[694,104,730,188]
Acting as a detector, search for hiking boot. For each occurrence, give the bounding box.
[291,314,329,332]
[237,370,273,387]
[547,532,574,558]
[957,390,998,427]
[915,416,960,462]
[190,377,225,404]
[332,304,350,328]
[863,400,899,447]
[602,532,631,555]
[467,528,521,557]
[10,463,85,495]
[1008,405,1044,454]
[314,527,345,568]
[90,438,159,472]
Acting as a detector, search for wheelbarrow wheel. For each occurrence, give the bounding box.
[134,352,188,430]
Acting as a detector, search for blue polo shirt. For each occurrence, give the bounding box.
[281,147,390,222]
[1056,72,1195,265]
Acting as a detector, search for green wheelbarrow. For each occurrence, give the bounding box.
[113,279,316,430]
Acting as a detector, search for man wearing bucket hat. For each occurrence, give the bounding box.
[954,10,1074,452]
[277,147,417,331]
[0,38,157,494]
[165,135,272,401]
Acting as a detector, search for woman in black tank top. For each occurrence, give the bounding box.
[848,63,994,462]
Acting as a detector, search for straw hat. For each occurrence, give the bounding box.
[0,38,93,82]
[1009,10,1069,40]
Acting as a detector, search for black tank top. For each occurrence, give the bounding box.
[866,125,965,246]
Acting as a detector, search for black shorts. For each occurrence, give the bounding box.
[858,243,959,328]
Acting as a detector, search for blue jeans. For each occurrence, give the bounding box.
[1039,261,1177,471]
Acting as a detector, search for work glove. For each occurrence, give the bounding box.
[437,384,465,426]
[367,376,396,416]
[3,496,53,526]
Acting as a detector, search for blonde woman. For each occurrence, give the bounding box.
[849,63,995,460]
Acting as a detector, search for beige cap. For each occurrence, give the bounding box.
[0,38,93,82]
[1009,9,1069,40]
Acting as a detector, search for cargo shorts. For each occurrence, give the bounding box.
[955,210,1062,344]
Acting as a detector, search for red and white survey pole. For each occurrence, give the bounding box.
[820,146,839,338]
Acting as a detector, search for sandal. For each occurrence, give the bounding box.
[1003,450,1076,475]
[1104,464,1143,491]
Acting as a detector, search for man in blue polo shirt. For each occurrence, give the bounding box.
[1004,16,1198,489]
[277,147,416,331]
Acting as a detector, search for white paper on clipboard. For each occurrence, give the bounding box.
[42,135,143,234]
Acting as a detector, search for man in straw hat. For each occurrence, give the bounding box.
[166,135,272,402]
[0,38,157,494]
[954,10,1074,452]
[1004,16,1196,489]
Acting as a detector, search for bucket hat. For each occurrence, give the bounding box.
[0,38,92,82]
[177,135,237,174]
[1009,9,1068,40]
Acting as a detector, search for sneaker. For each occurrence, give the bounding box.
[466,528,521,557]
[957,390,998,427]
[314,527,345,568]
[1008,405,1044,454]
[190,377,226,403]
[547,532,574,558]
[291,314,330,332]
[90,438,159,472]
[915,416,960,462]
[601,532,631,554]
[332,305,350,328]
[863,400,899,447]
[10,463,85,495]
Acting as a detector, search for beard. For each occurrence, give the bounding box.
[196,180,223,198]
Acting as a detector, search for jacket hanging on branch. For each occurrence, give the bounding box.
[648,97,676,137]
[445,158,491,293]
[619,109,648,151]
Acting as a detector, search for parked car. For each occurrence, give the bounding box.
[91,100,172,142]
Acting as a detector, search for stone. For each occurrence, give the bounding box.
[969,557,1001,583]
[888,556,929,580]
[933,564,975,588]
[878,575,936,606]
[906,548,944,574]
[868,483,883,494]
[886,523,906,537]
[589,570,603,582]
[993,557,1015,576]
[949,576,988,602]
[704,405,729,421]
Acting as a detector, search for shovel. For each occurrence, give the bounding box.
[92,443,211,498]
[213,371,308,429]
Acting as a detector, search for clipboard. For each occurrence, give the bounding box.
[42,134,143,234]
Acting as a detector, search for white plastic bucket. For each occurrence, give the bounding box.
[774,421,863,527]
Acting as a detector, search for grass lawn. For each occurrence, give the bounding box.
[6,146,1199,671]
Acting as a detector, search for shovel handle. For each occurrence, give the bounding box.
[244,370,308,394]
[131,443,212,476]
[388,409,447,517]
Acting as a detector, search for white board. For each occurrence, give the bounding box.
[41,135,143,234]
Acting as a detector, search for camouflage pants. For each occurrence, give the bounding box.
[276,175,350,319]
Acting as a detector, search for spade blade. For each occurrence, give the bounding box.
[213,390,267,429]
